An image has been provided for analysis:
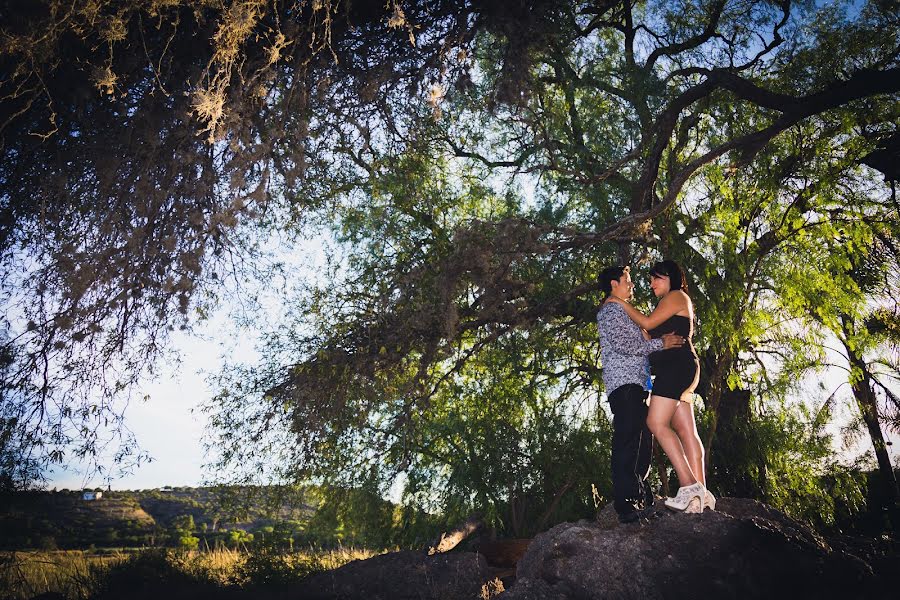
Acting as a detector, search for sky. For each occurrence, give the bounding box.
[47,233,325,491]
[47,321,252,491]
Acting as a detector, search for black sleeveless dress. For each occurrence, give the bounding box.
[648,315,700,402]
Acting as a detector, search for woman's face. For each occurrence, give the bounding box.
[650,273,670,297]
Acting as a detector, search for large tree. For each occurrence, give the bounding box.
[205,0,899,529]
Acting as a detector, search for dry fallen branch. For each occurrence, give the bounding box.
[426,513,484,555]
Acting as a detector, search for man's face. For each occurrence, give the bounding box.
[612,269,634,300]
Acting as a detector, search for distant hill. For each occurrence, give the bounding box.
[0,486,317,550]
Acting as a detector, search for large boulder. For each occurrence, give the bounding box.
[503,497,880,599]
[292,549,500,600]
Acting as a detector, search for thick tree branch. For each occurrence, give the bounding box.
[645,0,728,70]
[636,66,900,212]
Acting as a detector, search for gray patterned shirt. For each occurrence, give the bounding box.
[597,302,663,396]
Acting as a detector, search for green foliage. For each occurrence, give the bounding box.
[169,514,200,551]
[754,402,866,529]
[226,529,255,549]
[238,544,299,588]
[397,331,614,537]
[177,535,200,552]
[170,514,195,533]
[89,550,223,600]
[236,530,335,588]
[303,486,396,548]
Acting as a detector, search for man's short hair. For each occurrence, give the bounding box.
[599,265,629,295]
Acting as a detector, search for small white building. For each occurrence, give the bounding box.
[82,491,102,501]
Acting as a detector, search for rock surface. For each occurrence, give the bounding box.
[502,497,881,600]
[292,549,499,600]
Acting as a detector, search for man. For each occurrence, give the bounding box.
[597,265,684,523]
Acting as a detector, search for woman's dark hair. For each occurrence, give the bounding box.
[599,265,629,295]
[650,260,689,294]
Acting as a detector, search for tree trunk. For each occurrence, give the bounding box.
[535,479,574,533]
[697,350,734,468]
[710,388,765,499]
[842,338,900,532]
[617,241,632,266]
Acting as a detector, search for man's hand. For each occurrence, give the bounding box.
[661,333,685,349]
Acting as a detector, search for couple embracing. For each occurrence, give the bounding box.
[597,260,713,524]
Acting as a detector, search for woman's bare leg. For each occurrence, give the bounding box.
[647,395,697,488]
[671,401,705,487]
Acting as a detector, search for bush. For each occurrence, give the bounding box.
[226,529,254,548]
[178,535,200,551]
[90,549,222,600]
[237,535,317,587]
[238,546,298,588]
[37,535,58,551]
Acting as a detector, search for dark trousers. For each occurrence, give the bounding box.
[609,384,654,516]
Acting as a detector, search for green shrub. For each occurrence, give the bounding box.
[178,535,200,551]
[89,549,220,600]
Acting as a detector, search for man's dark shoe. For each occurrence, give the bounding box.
[617,510,642,524]
[618,503,661,524]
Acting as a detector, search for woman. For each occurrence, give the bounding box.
[608,260,713,513]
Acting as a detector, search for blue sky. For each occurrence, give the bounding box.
[48,324,239,491]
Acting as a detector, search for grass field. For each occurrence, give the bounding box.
[1,550,127,599]
[1,546,376,600]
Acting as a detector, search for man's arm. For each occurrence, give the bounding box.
[598,305,664,356]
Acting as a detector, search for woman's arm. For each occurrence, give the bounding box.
[610,292,684,330]
[598,305,664,356]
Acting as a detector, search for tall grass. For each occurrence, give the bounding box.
[0,550,127,600]
[1,546,377,599]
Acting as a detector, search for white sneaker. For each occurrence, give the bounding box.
[705,489,716,511]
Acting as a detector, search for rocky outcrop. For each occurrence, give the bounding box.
[502,497,880,600]
[277,497,895,600]
[292,549,500,600]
